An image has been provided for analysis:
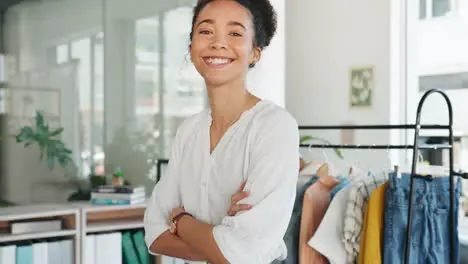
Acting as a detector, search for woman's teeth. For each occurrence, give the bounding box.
[206,58,231,65]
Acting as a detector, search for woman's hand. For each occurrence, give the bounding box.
[169,207,186,224]
[227,181,252,216]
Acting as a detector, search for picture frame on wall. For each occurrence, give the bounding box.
[349,66,374,108]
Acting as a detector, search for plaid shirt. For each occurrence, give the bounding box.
[342,172,387,263]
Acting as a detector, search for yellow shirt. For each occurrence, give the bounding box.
[358,182,388,264]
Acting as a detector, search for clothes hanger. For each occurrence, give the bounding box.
[384,145,393,177]
[317,147,340,177]
[332,145,350,178]
[365,144,377,175]
[315,148,341,190]
[346,145,358,178]
[343,144,355,178]
[316,148,330,178]
[398,147,446,177]
[299,143,325,176]
[353,144,363,174]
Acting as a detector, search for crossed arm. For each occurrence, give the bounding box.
[149,182,250,262]
[149,230,206,261]
[149,215,228,263]
[144,115,300,263]
[146,166,298,263]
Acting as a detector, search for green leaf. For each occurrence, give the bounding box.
[35,111,45,130]
[15,127,35,143]
[49,127,64,137]
[63,148,72,154]
[58,155,70,168]
[300,135,313,143]
[47,151,55,169]
[24,141,34,147]
[333,149,344,159]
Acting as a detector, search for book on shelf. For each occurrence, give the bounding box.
[0,245,16,264]
[10,219,62,234]
[90,192,145,201]
[92,185,145,194]
[86,231,151,264]
[0,238,73,264]
[122,232,140,264]
[90,185,146,205]
[132,231,150,264]
[90,197,146,205]
[89,232,123,264]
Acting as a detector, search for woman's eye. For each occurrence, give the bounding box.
[230,32,242,37]
[199,30,211,35]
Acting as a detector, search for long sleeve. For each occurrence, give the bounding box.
[144,128,184,254]
[212,113,300,264]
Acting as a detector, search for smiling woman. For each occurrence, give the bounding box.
[143,1,299,264]
[188,0,275,87]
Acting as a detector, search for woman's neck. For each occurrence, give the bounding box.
[207,81,258,129]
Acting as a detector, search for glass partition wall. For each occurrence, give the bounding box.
[0,0,205,205]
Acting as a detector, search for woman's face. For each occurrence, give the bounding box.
[190,0,261,87]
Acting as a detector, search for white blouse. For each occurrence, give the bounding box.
[144,100,300,264]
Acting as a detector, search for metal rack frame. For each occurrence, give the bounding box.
[299,88,467,263]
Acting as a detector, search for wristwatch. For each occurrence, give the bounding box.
[169,212,193,235]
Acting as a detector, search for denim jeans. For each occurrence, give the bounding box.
[383,172,461,264]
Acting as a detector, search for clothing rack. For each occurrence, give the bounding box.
[299,88,468,264]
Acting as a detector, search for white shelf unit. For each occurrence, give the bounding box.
[71,201,159,264]
[74,201,147,234]
[0,204,80,264]
[0,201,166,264]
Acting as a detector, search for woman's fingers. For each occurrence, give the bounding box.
[227,181,251,216]
[237,180,247,192]
[233,204,252,212]
[231,191,249,204]
[228,204,252,216]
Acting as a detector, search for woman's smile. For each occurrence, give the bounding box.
[203,56,235,69]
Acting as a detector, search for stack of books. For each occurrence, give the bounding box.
[0,238,73,264]
[84,230,150,264]
[90,185,146,205]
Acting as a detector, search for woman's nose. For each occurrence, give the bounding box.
[209,36,228,50]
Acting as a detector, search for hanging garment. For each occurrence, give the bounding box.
[272,176,319,264]
[383,172,461,264]
[331,176,351,200]
[307,184,353,264]
[343,172,387,263]
[358,182,388,264]
[299,175,340,264]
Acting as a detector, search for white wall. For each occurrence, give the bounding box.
[248,0,285,106]
[285,0,405,166]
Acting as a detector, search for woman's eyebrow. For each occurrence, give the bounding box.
[196,19,246,30]
[197,18,214,27]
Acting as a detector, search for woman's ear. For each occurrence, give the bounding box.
[250,47,261,66]
[189,44,193,62]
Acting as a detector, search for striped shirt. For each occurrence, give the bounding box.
[342,172,387,263]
